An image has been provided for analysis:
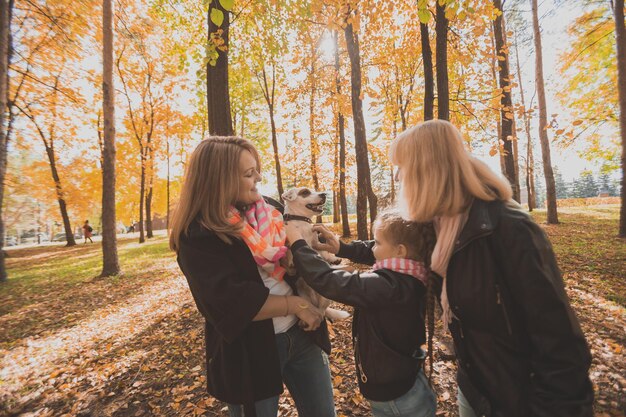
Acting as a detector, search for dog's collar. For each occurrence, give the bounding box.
[283,214,313,224]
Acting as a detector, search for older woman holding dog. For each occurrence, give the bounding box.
[170,137,336,417]
[317,120,594,417]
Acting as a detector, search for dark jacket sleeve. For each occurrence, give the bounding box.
[177,235,269,344]
[337,240,377,265]
[291,239,417,309]
[496,214,593,416]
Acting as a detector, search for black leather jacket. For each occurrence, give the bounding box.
[447,199,593,417]
[176,197,330,417]
[290,239,426,401]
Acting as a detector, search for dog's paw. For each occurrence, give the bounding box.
[325,308,351,321]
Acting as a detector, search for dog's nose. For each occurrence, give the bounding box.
[319,193,327,202]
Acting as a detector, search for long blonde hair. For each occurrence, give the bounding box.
[390,120,512,222]
[169,136,261,251]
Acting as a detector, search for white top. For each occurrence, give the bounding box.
[258,267,298,334]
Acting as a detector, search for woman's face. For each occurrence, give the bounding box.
[235,150,262,205]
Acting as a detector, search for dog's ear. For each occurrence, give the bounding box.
[282,189,298,201]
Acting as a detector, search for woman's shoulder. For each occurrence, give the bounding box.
[489,200,549,250]
[181,220,237,248]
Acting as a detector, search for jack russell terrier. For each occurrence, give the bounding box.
[282,187,351,321]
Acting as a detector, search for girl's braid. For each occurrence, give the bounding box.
[421,223,438,383]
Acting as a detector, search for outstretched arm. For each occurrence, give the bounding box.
[286,225,418,309]
[307,224,376,266]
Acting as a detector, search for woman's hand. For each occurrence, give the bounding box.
[311,224,340,254]
[285,221,305,244]
[290,296,323,331]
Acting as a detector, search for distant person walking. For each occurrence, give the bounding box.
[82,220,93,244]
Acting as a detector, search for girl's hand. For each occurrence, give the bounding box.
[311,224,340,254]
[285,221,305,244]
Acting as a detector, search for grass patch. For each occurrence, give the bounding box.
[528,206,624,306]
[0,235,176,346]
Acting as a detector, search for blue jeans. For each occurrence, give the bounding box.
[368,370,436,417]
[228,324,336,417]
[458,388,478,417]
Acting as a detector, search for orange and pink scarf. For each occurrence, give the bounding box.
[229,199,288,281]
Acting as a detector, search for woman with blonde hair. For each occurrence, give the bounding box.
[389,120,593,417]
[170,137,336,417]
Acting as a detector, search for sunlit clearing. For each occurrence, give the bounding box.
[0,271,189,396]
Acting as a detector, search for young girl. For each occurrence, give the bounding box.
[285,210,437,417]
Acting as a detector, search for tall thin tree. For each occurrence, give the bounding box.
[100,0,120,276]
[344,7,377,239]
[493,0,520,202]
[614,0,626,237]
[17,75,76,247]
[513,31,536,211]
[0,0,12,281]
[333,30,350,237]
[435,2,449,120]
[421,22,434,121]
[257,65,284,199]
[207,0,233,136]
[531,0,558,223]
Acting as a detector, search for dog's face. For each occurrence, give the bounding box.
[282,187,327,216]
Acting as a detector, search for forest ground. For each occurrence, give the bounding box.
[0,205,624,417]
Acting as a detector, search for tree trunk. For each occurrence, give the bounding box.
[138,152,146,243]
[269,105,283,199]
[0,0,11,281]
[614,0,626,237]
[166,132,170,229]
[532,0,558,223]
[334,32,350,237]
[421,23,434,121]
[339,101,350,238]
[206,1,233,136]
[145,176,153,238]
[503,24,521,195]
[46,146,75,246]
[493,0,520,202]
[435,2,449,121]
[309,54,320,193]
[345,13,377,240]
[145,145,153,238]
[490,28,506,174]
[100,0,119,277]
[333,117,340,224]
[512,119,520,192]
[514,32,536,211]
[308,51,322,223]
[259,66,283,200]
